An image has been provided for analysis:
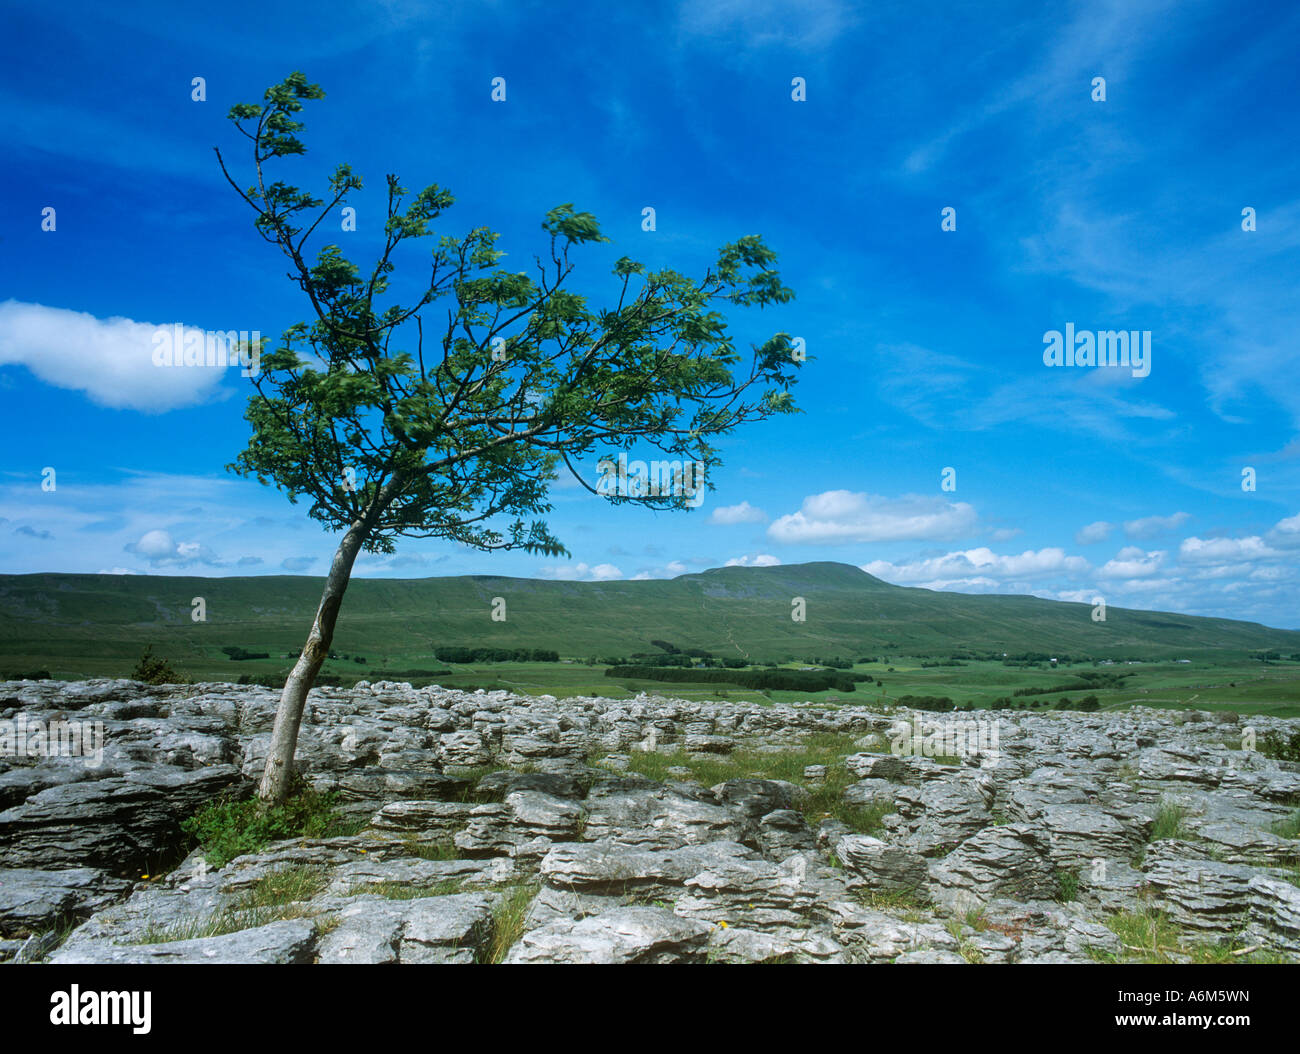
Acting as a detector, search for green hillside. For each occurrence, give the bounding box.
[1,562,1297,682]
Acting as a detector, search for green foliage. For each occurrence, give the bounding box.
[1258,730,1300,763]
[130,645,187,685]
[217,72,801,564]
[181,776,349,867]
[1051,694,1100,711]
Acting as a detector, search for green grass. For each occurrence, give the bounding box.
[852,886,928,921]
[1054,868,1080,903]
[397,838,463,861]
[234,866,330,908]
[18,913,84,953]
[480,885,538,964]
[1088,908,1292,964]
[348,878,464,900]
[180,778,357,868]
[1150,799,1194,842]
[130,865,330,945]
[944,917,987,963]
[613,731,893,835]
[1270,809,1300,840]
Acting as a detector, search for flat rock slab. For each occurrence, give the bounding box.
[49,919,318,964]
[505,906,712,963]
[317,892,495,964]
[540,839,760,895]
[0,867,132,936]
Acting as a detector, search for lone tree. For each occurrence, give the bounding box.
[217,73,802,804]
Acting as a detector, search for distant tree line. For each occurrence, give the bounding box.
[1011,670,1132,696]
[434,646,560,664]
[896,694,956,712]
[222,645,270,661]
[992,694,1100,711]
[605,664,861,693]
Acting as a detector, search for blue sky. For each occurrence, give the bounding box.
[1,0,1298,628]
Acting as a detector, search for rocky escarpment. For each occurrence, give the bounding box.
[2,678,1298,963]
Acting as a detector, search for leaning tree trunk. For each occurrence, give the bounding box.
[257,517,370,804]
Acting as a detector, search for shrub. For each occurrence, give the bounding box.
[221,646,271,661]
[897,694,955,712]
[181,775,349,868]
[131,646,187,685]
[1259,730,1300,763]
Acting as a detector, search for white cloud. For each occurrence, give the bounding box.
[1178,535,1279,564]
[1124,511,1191,539]
[1099,546,1166,578]
[710,501,767,525]
[1075,521,1113,545]
[725,553,781,567]
[862,547,1091,588]
[0,300,247,411]
[124,528,219,567]
[1267,512,1300,548]
[769,491,978,544]
[537,561,624,581]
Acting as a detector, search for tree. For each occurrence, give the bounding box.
[216,73,803,803]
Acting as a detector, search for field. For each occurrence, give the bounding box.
[445,656,1300,718]
[1,562,1297,717]
[2,647,1296,719]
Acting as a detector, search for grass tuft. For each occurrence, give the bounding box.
[479,884,538,964]
[1149,799,1192,842]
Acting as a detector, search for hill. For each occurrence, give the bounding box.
[1,561,1297,680]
